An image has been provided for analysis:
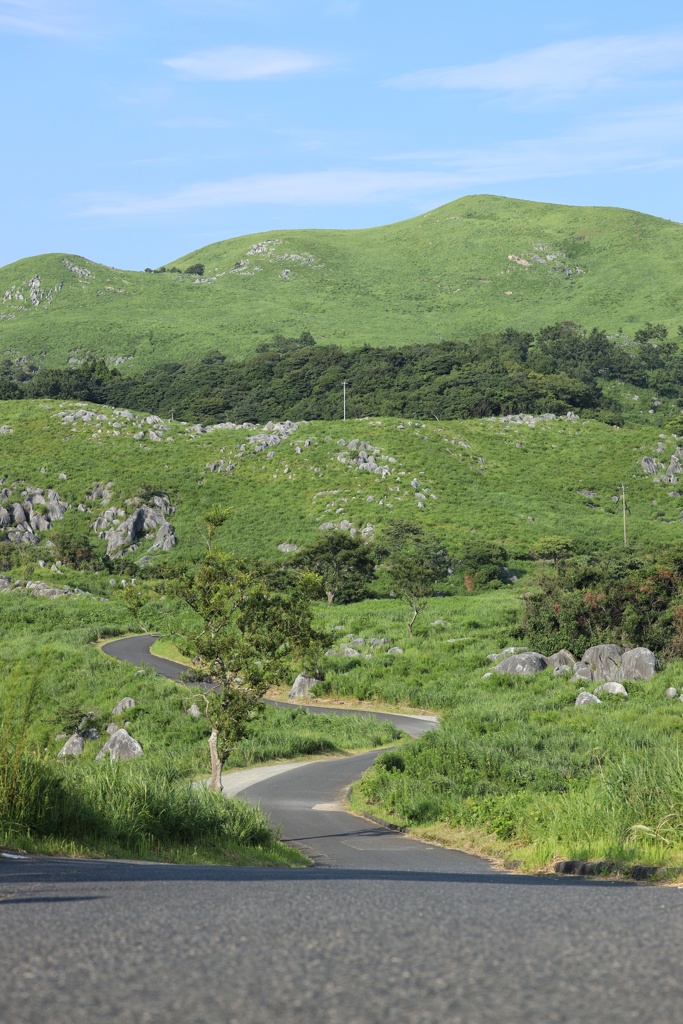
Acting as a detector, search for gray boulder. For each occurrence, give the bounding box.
[487,647,528,663]
[81,727,100,741]
[95,729,143,762]
[580,644,626,682]
[289,673,321,699]
[571,662,594,683]
[594,682,628,698]
[617,647,659,682]
[277,543,300,553]
[57,734,85,758]
[546,649,577,670]
[641,457,658,474]
[105,722,119,735]
[493,652,548,675]
[111,697,136,716]
[666,687,678,698]
[554,665,573,676]
[575,692,602,706]
[186,703,201,718]
[387,647,404,655]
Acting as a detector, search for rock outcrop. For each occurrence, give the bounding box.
[289,673,321,698]
[493,652,548,675]
[95,729,143,762]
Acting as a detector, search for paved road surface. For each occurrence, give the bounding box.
[1,635,682,1023]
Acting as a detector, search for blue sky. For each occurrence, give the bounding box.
[3,0,683,268]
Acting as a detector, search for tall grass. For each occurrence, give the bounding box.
[355,668,683,870]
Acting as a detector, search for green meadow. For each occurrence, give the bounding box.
[3,194,683,367]
[2,398,683,872]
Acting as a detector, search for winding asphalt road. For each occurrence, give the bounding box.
[2,636,683,1023]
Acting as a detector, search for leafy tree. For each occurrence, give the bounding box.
[531,536,574,568]
[185,263,205,276]
[385,526,452,636]
[174,552,329,791]
[292,532,377,604]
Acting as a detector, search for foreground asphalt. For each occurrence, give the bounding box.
[1,635,681,1023]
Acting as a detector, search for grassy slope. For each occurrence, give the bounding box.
[2,195,683,367]
[0,399,680,567]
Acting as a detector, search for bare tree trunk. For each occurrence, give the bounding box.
[407,607,419,638]
[326,590,335,604]
[208,727,223,793]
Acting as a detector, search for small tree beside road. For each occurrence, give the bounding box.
[174,551,328,791]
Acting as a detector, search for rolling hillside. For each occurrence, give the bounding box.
[0,399,678,566]
[2,195,683,369]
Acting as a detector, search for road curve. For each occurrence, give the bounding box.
[101,634,460,869]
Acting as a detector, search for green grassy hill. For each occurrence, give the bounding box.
[2,195,683,369]
[0,399,679,566]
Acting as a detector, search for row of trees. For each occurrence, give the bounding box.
[5,322,683,423]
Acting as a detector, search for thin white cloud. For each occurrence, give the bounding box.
[0,0,86,36]
[164,45,329,81]
[76,103,683,218]
[79,170,467,217]
[388,32,683,97]
[374,103,683,181]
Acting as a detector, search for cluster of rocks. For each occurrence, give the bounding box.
[408,477,438,509]
[324,636,403,660]
[318,520,375,541]
[488,643,659,705]
[57,697,143,761]
[335,438,394,479]
[491,412,580,426]
[0,486,67,544]
[90,494,176,558]
[0,575,87,599]
[640,447,683,483]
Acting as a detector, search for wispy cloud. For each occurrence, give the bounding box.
[388,32,683,98]
[374,103,683,180]
[164,45,329,81]
[0,0,87,36]
[77,102,683,218]
[78,170,470,217]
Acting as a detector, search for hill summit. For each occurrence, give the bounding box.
[1,194,682,369]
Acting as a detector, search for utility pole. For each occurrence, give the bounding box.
[622,483,627,546]
[342,381,349,421]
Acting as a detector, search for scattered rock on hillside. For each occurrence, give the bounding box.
[594,682,628,697]
[546,649,577,669]
[387,647,404,655]
[105,722,119,735]
[57,734,85,758]
[575,692,602,706]
[186,704,201,718]
[617,647,659,681]
[111,697,136,716]
[493,652,548,675]
[641,457,659,475]
[289,673,321,698]
[487,647,528,663]
[99,503,175,558]
[277,543,300,553]
[95,729,143,762]
[666,687,678,698]
[576,644,625,682]
[554,665,573,676]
